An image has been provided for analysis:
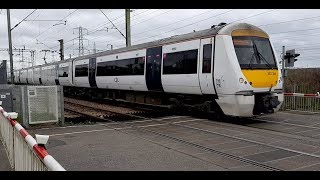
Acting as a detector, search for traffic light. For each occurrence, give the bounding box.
[284,49,300,67]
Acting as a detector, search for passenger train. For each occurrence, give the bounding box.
[9,22,283,117]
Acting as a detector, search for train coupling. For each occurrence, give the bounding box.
[254,93,281,114]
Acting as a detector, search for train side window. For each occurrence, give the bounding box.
[59,66,69,77]
[97,57,145,76]
[75,64,88,77]
[116,59,132,76]
[202,44,212,73]
[132,57,145,75]
[163,49,198,74]
[97,61,107,76]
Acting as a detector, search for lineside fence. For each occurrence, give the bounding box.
[0,106,65,171]
[280,93,320,113]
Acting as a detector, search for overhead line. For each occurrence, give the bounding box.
[11,9,37,31]
[57,9,214,48]
[99,9,126,39]
[230,9,276,23]
[133,10,234,44]
[258,15,320,27]
[88,9,174,42]
[32,9,78,39]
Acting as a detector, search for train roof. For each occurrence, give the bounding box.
[75,23,225,60]
[16,22,266,71]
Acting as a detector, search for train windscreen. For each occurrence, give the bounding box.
[232,36,277,69]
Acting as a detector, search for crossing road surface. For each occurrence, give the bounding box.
[27,112,320,171]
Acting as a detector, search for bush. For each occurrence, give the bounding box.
[285,68,320,93]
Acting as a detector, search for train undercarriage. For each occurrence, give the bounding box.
[63,86,223,115]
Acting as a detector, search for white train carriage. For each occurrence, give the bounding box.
[162,39,203,95]
[18,69,23,83]
[58,61,73,86]
[27,68,34,84]
[41,65,56,85]
[33,67,41,84]
[96,49,147,91]
[16,70,21,84]
[15,22,284,117]
[19,69,28,84]
[156,37,217,95]
[13,71,18,83]
[213,24,283,116]
[16,70,22,83]
[73,59,90,88]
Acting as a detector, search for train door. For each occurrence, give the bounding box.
[146,46,163,91]
[55,64,60,85]
[26,70,29,84]
[39,67,42,85]
[70,61,74,86]
[199,37,216,94]
[89,58,97,88]
[18,70,21,83]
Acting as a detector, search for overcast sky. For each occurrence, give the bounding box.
[1,9,320,70]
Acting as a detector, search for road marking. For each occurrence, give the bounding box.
[135,119,202,128]
[49,118,202,136]
[38,123,107,130]
[125,116,188,124]
[154,116,188,121]
[38,116,189,130]
[50,128,121,136]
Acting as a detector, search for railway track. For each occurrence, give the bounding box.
[63,100,281,170]
[177,114,320,148]
[117,121,288,170]
[64,109,82,119]
[189,110,320,141]
[63,97,174,122]
[230,116,320,140]
[173,122,320,157]
[129,119,320,171]
[64,107,112,122]
[64,101,147,122]
[64,97,320,144]
[64,95,175,117]
[129,124,283,171]
[254,116,320,131]
[63,97,320,170]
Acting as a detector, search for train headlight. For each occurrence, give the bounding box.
[239,78,244,83]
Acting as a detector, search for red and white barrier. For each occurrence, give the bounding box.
[284,93,320,98]
[0,106,65,171]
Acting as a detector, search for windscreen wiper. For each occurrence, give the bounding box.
[257,52,273,69]
[252,42,273,69]
[248,52,255,69]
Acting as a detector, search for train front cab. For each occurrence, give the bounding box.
[214,23,283,117]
